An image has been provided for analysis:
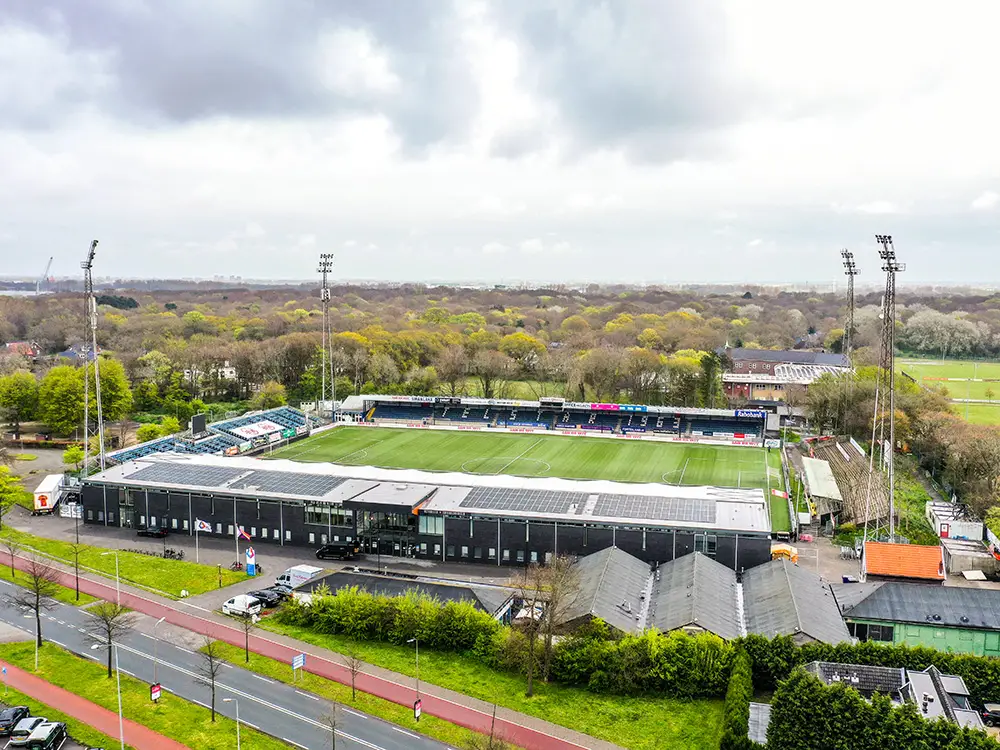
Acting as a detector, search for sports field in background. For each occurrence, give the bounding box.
[270,425,782,489]
[899,358,1000,424]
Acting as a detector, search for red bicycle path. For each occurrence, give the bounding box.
[11,554,603,750]
[0,658,190,750]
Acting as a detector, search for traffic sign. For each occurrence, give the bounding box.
[414,699,422,721]
[292,653,306,670]
[150,682,161,702]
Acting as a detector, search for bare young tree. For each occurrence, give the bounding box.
[238,613,257,663]
[539,555,579,682]
[465,704,512,750]
[343,648,363,701]
[0,531,20,577]
[68,541,84,602]
[321,701,339,750]
[512,563,546,698]
[8,556,60,649]
[86,601,137,678]
[198,637,225,721]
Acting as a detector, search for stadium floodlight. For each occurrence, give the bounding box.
[317,253,335,419]
[81,240,106,476]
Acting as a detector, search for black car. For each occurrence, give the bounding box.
[137,526,168,538]
[983,703,1000,726]
[247,589,282,607]
[316,543,360,560]
[269,584,293,600]
[0,706,29,736]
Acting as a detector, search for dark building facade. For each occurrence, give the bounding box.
[80,456,773,571]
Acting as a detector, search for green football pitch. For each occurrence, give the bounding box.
[269,426,782,489]
[899,358,1000,424]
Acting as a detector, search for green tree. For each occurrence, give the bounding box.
[62,444,84,471]
[84,357,133,423]
[0,371,39,437]
[499,332,546,372]
[0,467,23,531]
[135,424,162,443]
[159,416,182,435]
[132,380,160,411]
[251,381,287,410]
[38,365,84,435]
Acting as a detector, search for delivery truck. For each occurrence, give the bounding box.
[32,475,64,515]
[275,564,323,589]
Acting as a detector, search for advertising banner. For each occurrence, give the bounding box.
[231,420,284,439]
[735,409,767,419]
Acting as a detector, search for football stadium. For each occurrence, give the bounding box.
[79,396,786,571]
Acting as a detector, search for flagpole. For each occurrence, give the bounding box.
[234,497,239,566]
[195,526,200,564]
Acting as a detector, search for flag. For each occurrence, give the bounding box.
[237,526,252,541]
[195,519,212,533]
[771,489,789,499]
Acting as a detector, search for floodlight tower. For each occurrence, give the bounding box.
[81,240,106,476]
[317,253,334,418]
[840,249,860,360]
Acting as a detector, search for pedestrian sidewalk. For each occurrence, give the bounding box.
[8,552,623,750]
[0,658,191,750]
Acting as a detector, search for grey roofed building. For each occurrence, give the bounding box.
[558,546,652,634]
[648,552,742,640]
[742,559,851,644]
[722,348,850,367]
[838,581,1000,631]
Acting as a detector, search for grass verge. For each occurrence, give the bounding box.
[258,620,725,750]
[0,691,130,749]
[0,641,287,750]
[11,454,36,462]
[0,555,98,606]
[12,491,34,512]
[207,641,490,748]
[769,495,791,533]
[0,528,243,598]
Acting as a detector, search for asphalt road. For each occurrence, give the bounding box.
[0,580,453,750]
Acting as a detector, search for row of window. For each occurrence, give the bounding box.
[417,543,546,563]
[119,489,289,521]
[848,622,895,642]
[304,504,353,526]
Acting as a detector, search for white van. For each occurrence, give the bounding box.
[275,564,323,589]
[221,594,262,618]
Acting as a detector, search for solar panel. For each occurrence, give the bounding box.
[128,464,245,488]
[229,470,347,497]
[459,487,582,515]
[593,494,716,523]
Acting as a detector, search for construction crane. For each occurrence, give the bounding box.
[36,256,53,295]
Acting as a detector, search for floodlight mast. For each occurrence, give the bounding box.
[317,254,334,419]
[81,240,106,476]
[840,249,860,359]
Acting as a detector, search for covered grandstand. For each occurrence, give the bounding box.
[810,440,889,525]
[107,406,319,464]
[359,395,766,442]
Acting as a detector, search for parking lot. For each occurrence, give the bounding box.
[0,703,96,750]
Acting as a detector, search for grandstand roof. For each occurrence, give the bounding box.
[723,348,850,367]
[84,453,771,533]
[801,457,844,504]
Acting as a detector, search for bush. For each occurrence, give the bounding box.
[720,648,757,750]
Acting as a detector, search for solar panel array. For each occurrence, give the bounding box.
[459,487,718,523]
[460,487,580,515]
[229,470,347,497]
[593,494,716,523]
[128,464,245,488]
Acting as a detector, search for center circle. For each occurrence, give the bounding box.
[460,457,552,476]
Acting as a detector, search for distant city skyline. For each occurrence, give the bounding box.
[1,1,999,283]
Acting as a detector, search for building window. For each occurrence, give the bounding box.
[261,527,268,539]
[488,548,496,559]
[434,544,441,556]
[87,510,94,521]
[502,549,510,561]
[516,550,525,563]
[695,534,718,556]
[321,534,328,544]
[98,511,104,521]
[227,525,234,536]
[150,516,156,527]
[447,545,456,558]
[216,523,222,534]
[308,533,315,544]
[418,516,444,535]
[250,527,256,537]
[171,518,178,529]
[530,551,538,563]
[139,515,146,527]
[285,530,291,541]
[474,547,483,559]
[419,543,428,555]
[461,546,469,558]
[108,512,115,524]
[182,519,189,530]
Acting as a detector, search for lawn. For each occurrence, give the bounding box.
[258,620,725,750]
[271,425,771,489]
[0,528,243,599]
[769,496,791,533]
[0,690,129,749]
[0,642,287,750]
[899,358,1000,423]
[208,641,489,748]
[0,552,98,606]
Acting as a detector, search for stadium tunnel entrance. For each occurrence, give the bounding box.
[344,483,436,559]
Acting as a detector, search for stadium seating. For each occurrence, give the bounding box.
[621,413,649,433]
[814,441,888,523]
[688,419,760,439]
[371,404,433,422]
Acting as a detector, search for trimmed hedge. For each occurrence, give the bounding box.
[720,648,757,750]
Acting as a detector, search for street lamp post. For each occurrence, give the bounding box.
[114,642,124,750]
[152,616,166,685]
[223,698,241,750]
[101,550,120,605]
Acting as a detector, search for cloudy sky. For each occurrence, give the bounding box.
[2,1,1000,285]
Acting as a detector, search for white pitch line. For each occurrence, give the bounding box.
[493,438,543,475]
[678,458,690,485]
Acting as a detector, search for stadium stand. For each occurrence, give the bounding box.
[689,419,760,439]
[812,441,888,524]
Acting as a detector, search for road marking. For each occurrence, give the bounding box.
[178,601,211,613]
[138,633,154,639]
[392,727,418,738]
[295,691,320,701]
[282,739,308,750]
[343,708,366,718]
[251,674,273,683]
[50,639,68,649]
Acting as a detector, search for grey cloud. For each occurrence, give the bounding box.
[491,0,746,162]
[1,0,478,149]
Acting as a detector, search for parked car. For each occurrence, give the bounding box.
[0,706,30,736]
[247,589,281,607]
[9,717,46,747]
[222,594,262,618]
[23,721,66,750]
[269,584,293,600]
[315,542,360,561]
[137,526,168,538]
[983,703,1000,726]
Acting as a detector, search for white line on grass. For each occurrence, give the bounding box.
[333,440,384,465]
[678,458,690,485]
[493,439,543,475]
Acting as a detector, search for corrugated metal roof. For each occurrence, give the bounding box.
[801,457,844,503]
[560,547,651,634]
[649,552,741,640]
[743,559,851,644]
[724,348,850,367]
[864,541,945,581]
[842,581,1000,630]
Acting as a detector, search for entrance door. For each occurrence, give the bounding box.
[120,507,135,528]
[940,523,950,538]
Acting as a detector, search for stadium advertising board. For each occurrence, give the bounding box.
[281,428,296,439]
[225,446,239,456]
[251,436,269,448]
[463,398,532,407]
[295,425,309,436]
[735,409,767,419]
[231,420,284,439]
[373,395,436,403]
[238,441,253,453]
[765,439,781,448]
[268,432,282,443]
[458,425,483,431]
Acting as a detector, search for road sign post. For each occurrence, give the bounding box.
[150,682,161,702]
[414,699,422,721]
[292,653,306,682]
